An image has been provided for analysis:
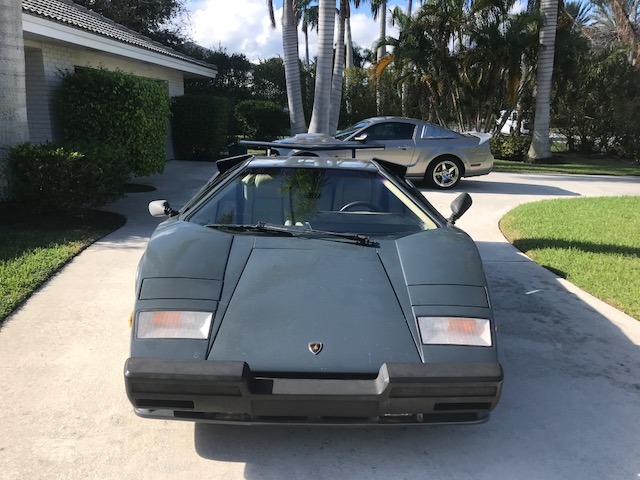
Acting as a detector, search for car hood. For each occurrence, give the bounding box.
[208,236,421,374]
[138,223,489,375]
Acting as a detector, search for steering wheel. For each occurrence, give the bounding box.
[339,201,380,212]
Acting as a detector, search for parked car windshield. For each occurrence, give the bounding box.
[189,167,437,235]
[334,121,370,141]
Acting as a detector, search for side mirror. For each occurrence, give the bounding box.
[353,134,368,142]
[448,193,472,225]
[148,200,178,217]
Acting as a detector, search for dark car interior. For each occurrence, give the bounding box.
[188,167,435,234]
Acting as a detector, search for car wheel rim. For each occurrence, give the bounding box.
[433,161,459,187]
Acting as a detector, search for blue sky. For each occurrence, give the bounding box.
[185,0,409,62]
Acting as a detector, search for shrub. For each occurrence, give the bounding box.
[553,51,640,161]
[234,100,289,141]
[7,142,127,212]
[171,95,230,160]
[58,68,170,176]
[490,134,532,161]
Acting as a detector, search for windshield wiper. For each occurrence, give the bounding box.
[206,222,295,236]
[206,222,374,246]
[297,227,374,246]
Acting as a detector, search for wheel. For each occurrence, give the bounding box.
[339,201,380,212]
[426,157,463,189]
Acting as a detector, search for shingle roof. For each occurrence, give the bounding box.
[22,0,213,70]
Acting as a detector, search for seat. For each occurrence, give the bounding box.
[242,174,288,224]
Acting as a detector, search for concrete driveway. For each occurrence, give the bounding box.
[1,163,639,480]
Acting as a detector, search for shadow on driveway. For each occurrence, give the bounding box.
[415,178,579,196]
[192,240,640,480]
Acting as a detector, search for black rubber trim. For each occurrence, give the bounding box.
[124,358,503,424]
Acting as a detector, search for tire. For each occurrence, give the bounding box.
[425,156,463,189]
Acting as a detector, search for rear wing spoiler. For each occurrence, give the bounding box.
[238,140,385,159]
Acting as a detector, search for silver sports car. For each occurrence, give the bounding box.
[270,117,494,189]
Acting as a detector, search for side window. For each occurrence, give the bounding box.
[363,122,416,141]
[422,124,458,139]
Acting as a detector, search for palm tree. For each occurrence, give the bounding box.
[268,0,307,134]
[0,0,30,198]
[345,1,355,68]
[371,0,388,114]
[329,0,348,133]
[527,0,559,160]
[309,0,336,133]
[371,0,388,61]
[299,0,319,69]
[378,0,539,131]
[591,0,640,68]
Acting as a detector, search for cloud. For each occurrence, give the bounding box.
[186,0,402,63]
[187,0,283,62]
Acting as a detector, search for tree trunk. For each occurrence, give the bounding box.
[329,0,347,134]
[345,15,354,69]
[377,1,387,61]
[282,0,307,134]
[309,0,336,134]
[527,0,558,161]
[344,12,354,120]
[375,0,387,115]
[304,26,310,70]
[0,0,30,198]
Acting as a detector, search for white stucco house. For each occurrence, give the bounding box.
[21,0,217,158]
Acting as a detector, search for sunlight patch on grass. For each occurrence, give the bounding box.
[500,196,640,320]
[0,211,124,322]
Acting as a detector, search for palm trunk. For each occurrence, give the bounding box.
[345,15,354,69]
[282,0,307,134]
[375,0,387,115]
[304,25,310,70]
[329,0,347,134]
[527,0,558,161]
[309,0,336,134]
[0,0,30,198]
[377,1,387,61]
[344,11,354,119]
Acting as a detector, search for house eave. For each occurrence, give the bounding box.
[22,13,217,79]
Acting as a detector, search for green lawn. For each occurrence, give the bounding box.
[500,196,640,320]
[494,154,640,176]
[0,210,124,323]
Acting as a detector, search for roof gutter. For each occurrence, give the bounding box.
[22,13,217,79]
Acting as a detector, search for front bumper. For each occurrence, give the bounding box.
[124,358,503,425]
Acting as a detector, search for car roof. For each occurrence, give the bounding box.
[363,116,428,125]
[246,155,380,172]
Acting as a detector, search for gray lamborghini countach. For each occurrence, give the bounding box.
[124,154,503,425]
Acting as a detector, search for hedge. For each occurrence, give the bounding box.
[7,142,128,213]
[234,99,289,141]
[171,95,230,160]
[58,68,169,176]
[490,134,532,161]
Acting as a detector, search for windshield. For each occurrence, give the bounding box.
[188,167,437,235]
[334,121,370,141]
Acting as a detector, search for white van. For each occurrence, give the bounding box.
[498,110,530,135]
